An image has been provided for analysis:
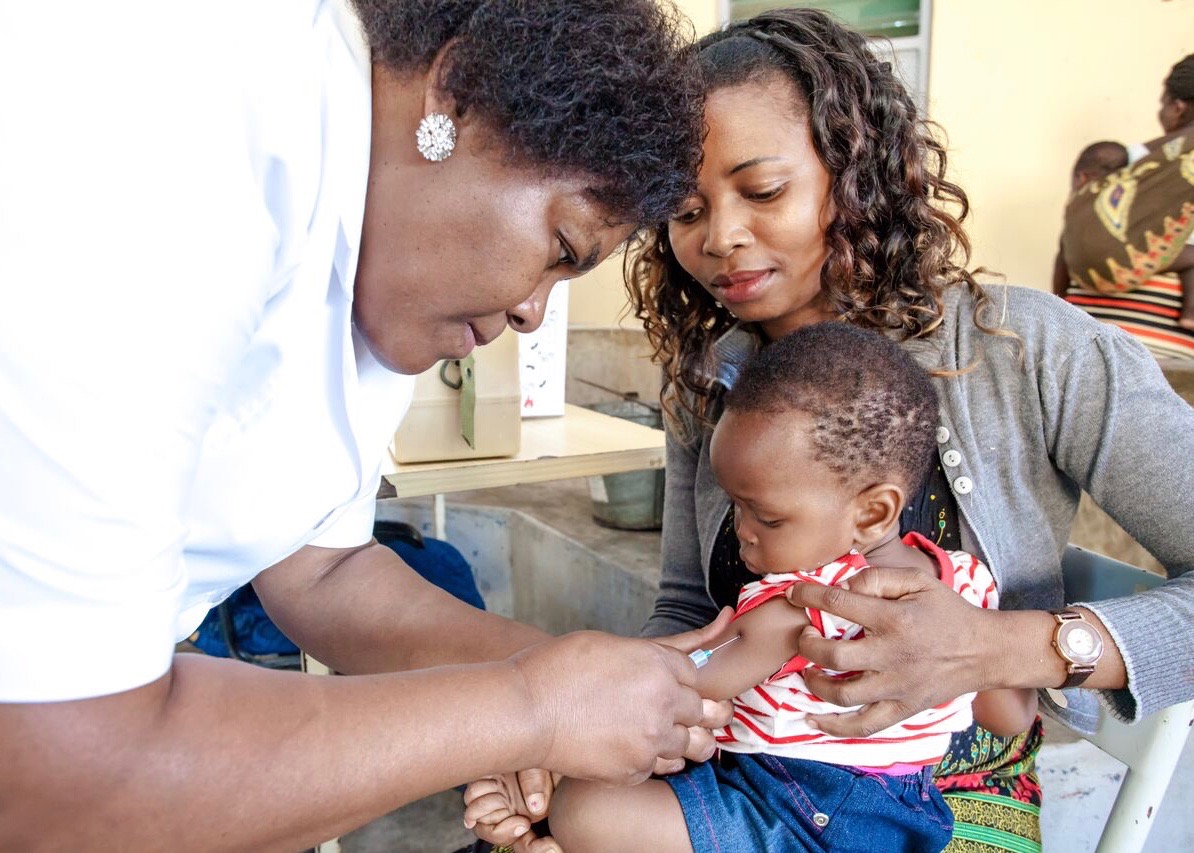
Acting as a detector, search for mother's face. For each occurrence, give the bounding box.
[355,111,632,375]
[667,75,836,341]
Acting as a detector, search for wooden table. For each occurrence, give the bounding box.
[381,403,665,536]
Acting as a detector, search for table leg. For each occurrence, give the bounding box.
[433,493,446,539]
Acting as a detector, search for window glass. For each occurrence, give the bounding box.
[726,0,930,109]
[729,0,921,39]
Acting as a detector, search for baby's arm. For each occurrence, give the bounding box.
[694,597,810,700]
[973,688,1039,737]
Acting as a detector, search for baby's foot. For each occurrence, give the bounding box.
[1179,316,1194,331]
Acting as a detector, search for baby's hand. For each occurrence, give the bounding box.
[463,770,560,850]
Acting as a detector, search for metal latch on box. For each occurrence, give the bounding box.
[438,354,477,448]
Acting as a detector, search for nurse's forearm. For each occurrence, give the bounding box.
[0,653,544,852]
[255,541,550,674]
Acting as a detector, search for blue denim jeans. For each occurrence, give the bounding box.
[665,751,953,853]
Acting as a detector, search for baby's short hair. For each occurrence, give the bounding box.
[1072,141,1129,183]
[724,322,939,495]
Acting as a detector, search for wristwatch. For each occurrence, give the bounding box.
[1050,610,1104,688]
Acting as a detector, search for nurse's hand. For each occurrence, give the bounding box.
[786,566,1002,736]
[510,631,705,787]
[649,607,736,773]
[465,612,736,851]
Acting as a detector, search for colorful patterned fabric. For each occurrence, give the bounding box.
[1061,130,1194,294]
[1064,275,1194,360]
[934,719,1045,853]
[715,533,998,769]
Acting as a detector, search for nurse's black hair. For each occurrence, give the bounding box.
[351,0,703,227]
[724,322,938,495]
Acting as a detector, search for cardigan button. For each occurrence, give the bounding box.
[942,449,962,468]
[953,476,974,495]
[936,426,950,443]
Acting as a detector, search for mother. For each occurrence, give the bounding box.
[0,1,728,848]
[633,9,1194,850]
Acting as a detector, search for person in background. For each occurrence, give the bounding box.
[1149,53,1193,149]
[1056,54,1194,358]
[465,323,1036,853]
[0,2,733,848]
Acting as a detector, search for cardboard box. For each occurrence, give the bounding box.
[392,331,521,462]
[519,281,569,418]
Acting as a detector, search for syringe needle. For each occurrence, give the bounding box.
[688,634,741,668]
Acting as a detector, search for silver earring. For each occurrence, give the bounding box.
[416,113,457,162]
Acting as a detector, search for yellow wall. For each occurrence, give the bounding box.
[568,0,1194,325]
[930,0,1192,291]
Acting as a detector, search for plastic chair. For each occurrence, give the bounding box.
[1055,545,1194,853]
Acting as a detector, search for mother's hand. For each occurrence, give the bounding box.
[788,566,1003,737]
[650,607,736,773]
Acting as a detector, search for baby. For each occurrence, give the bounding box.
[1069,140,1129,193]
[466,322,1037,852]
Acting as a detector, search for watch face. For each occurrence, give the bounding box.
[1068,627,1096,655]
[1058,620,1104,665]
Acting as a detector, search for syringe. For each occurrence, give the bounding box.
[688,635,741,668]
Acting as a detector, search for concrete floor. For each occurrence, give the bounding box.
[1039,727,1194,852]
[340,788,474,853]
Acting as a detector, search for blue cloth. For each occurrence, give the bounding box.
[192,535,484,658]
[664,752,953,853]
[191,584,299,658]
[382,535,486,612]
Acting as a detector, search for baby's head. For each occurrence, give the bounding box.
[709,322,938,575]
[1071,141,1129,191]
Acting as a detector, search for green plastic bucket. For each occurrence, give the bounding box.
[585,400,665,530]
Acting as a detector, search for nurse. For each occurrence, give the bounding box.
[0,0,728,848]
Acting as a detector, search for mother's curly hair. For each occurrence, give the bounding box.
[350,0,703,227]
[626,8,1005,433]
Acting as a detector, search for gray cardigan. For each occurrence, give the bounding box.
[643,284,1194,732]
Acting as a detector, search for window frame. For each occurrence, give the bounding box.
[716,0,932,111]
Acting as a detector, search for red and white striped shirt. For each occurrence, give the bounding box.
[715,532,998,770]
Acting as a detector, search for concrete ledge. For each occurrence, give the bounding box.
[376,478,661,638]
